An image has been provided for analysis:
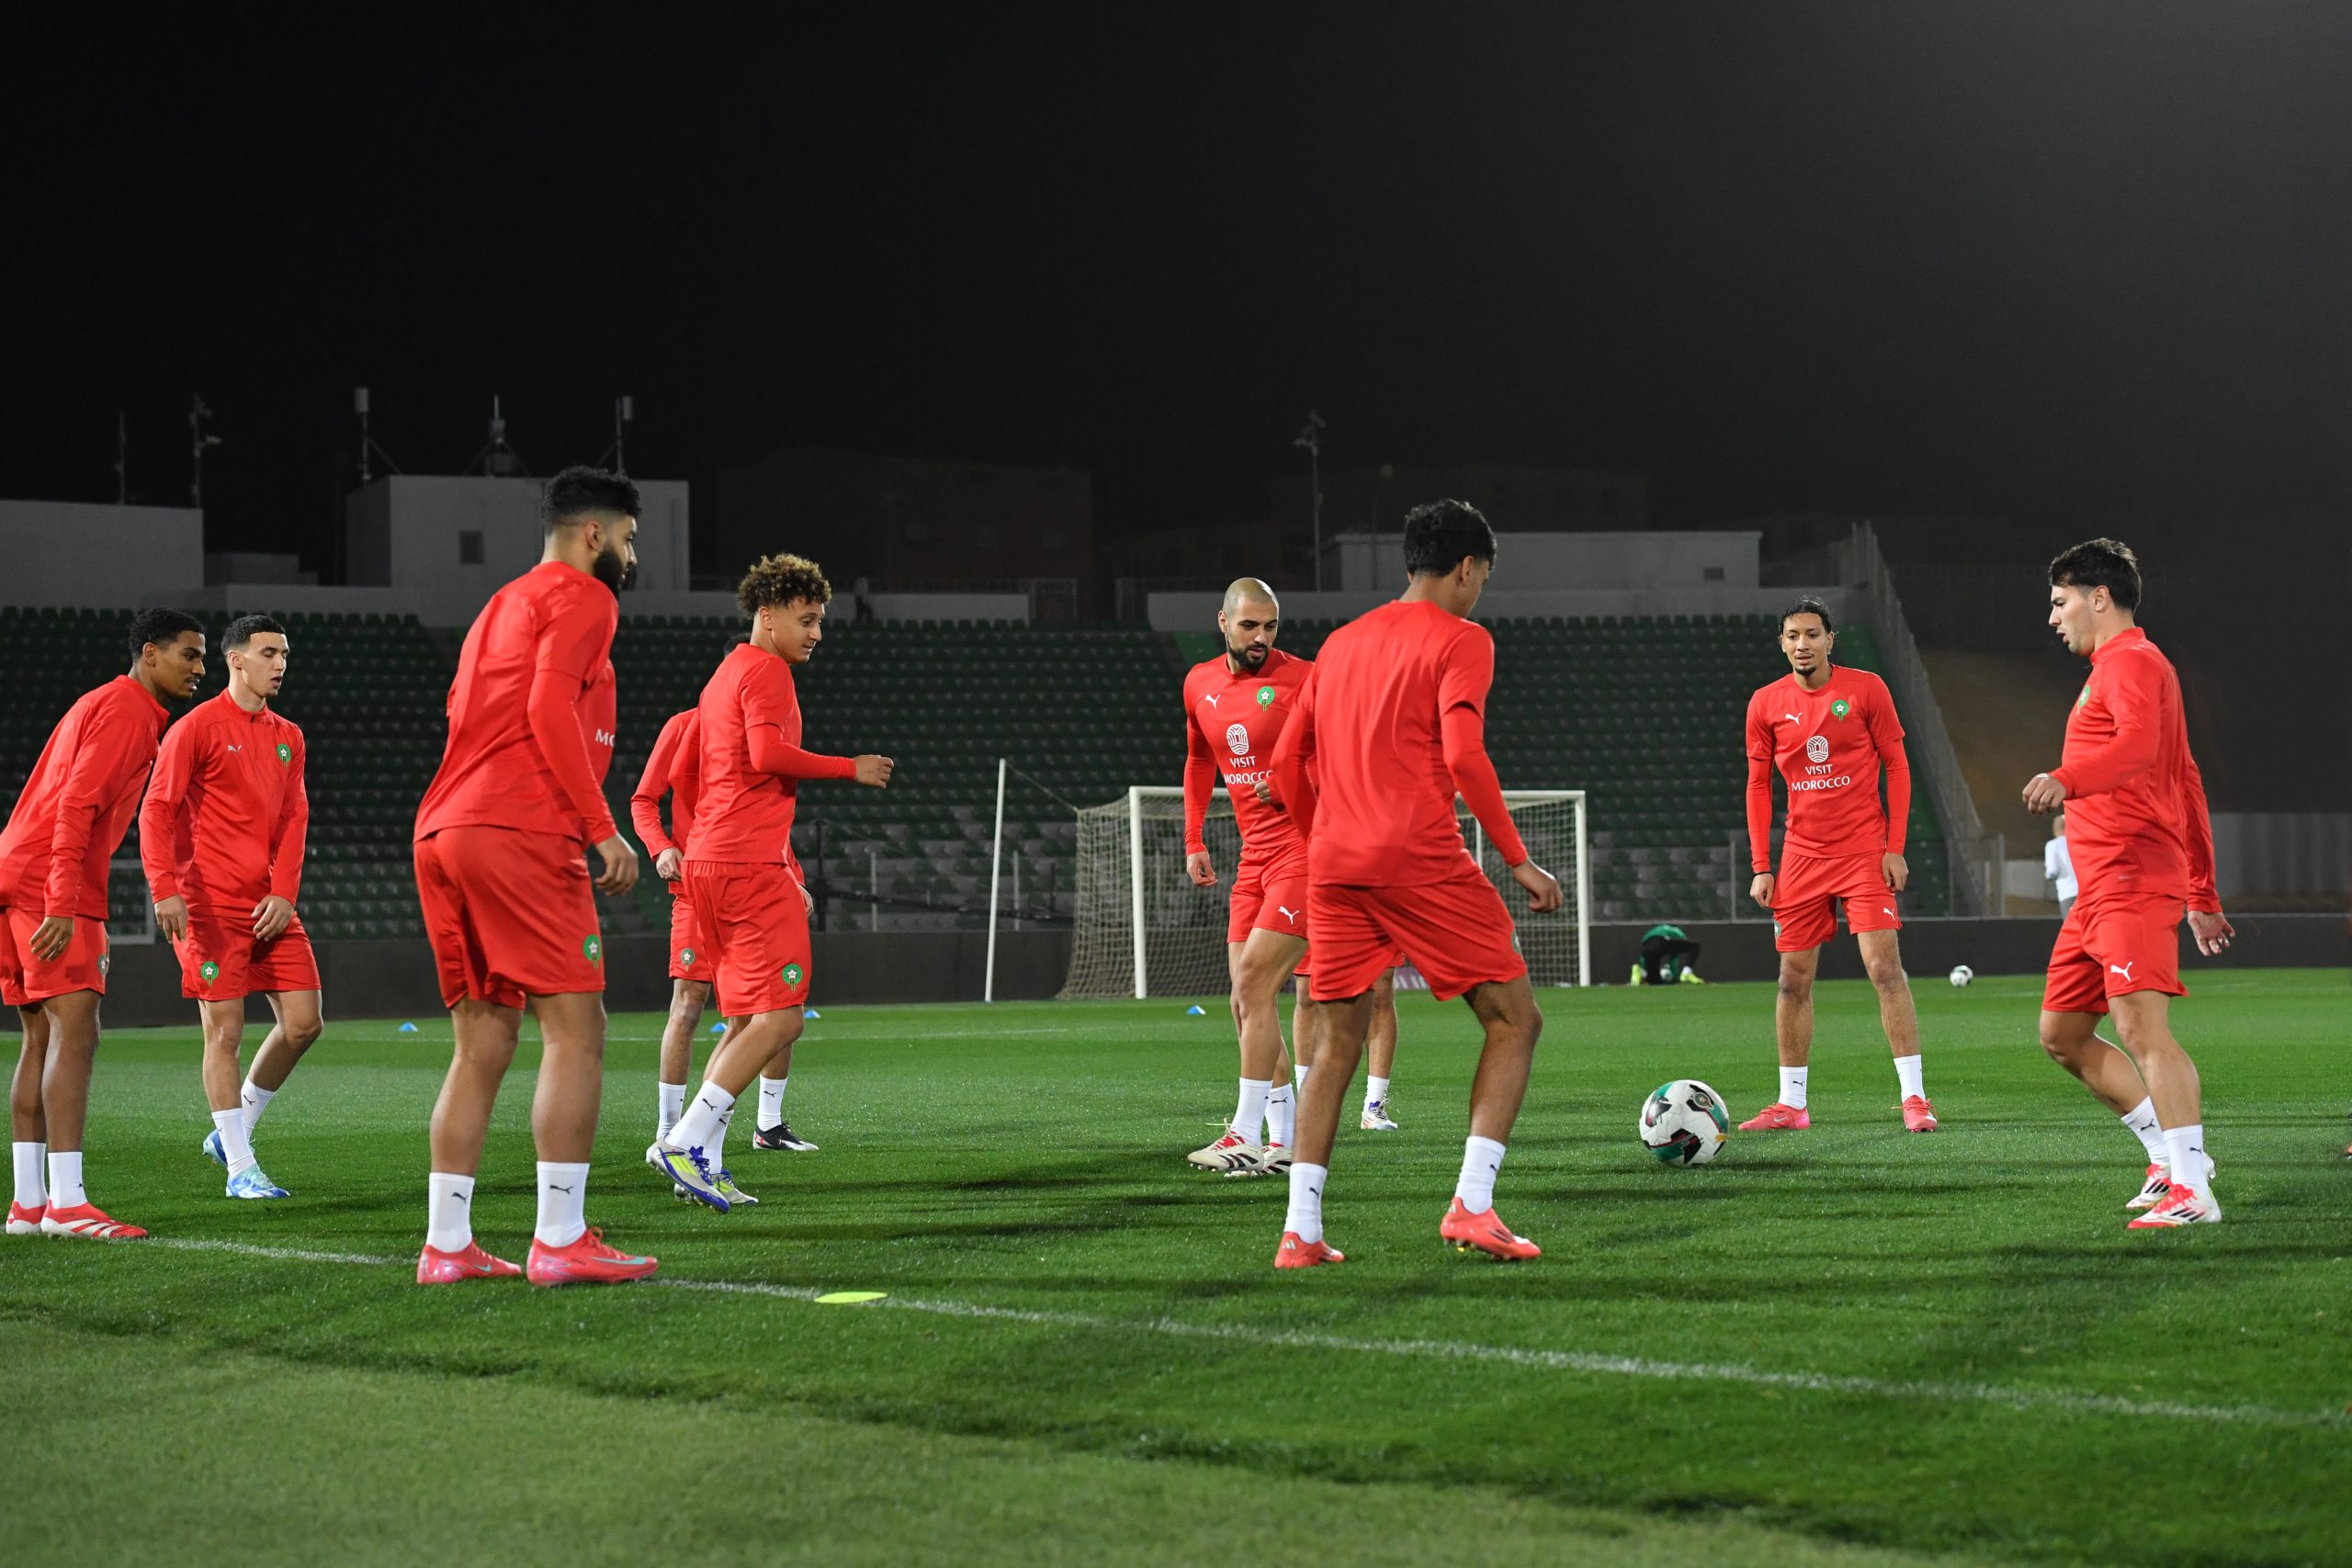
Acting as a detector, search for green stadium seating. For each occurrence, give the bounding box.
[0,607,1951,945]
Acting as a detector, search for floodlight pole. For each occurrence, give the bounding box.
[1295,410,1325,590]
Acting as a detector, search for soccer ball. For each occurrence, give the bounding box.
[1949,964,1974,987]
[1639,1079,1729,1166]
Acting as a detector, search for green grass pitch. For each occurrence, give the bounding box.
[3,969,2347,1567]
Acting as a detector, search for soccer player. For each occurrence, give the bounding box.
[1182,579,1318,1177]
[1356,967,1403,1130]
[630,706,717,1148]
[139,614,322,1200]
[2023,538,2232,1227]
[411,467,652,1286]
[1266,501,1564,1267]
[651,554,891,1210]
[1737,599,1938,1134]
[4,608,204,1240]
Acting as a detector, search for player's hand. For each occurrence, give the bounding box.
[2188,908,2235,957]
[799,882,815,916]
[1252,780,1275,807]
[251,895,295,941]
[2022,773,2068,814]
[593,834,639,896]
[654,847,684,882]
[153,895,189,943]
[1510,859,1565,914]
[1748,874,1775,909]
[854,754,894,788]
[1881,852,1909,893]
[30,914,74,962]
[1186,850,1216,886]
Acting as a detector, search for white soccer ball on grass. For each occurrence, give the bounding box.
[1949,964,1974,987]
[1638,1078,1728,1166]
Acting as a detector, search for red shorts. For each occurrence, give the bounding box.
[666,882,716,983]
[1772,851,1901,953]
[1307,863,1527,1003]
[684,861,810,1016]
[1227,845,1309,946]
[414,827,603,1010]
[176,912,320,1001]
[0,908,110,1009]
[2042,893,2187,1015]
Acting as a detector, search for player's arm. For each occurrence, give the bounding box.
[1267,667,1317,843]
[2179,742,2233,955]
[36,706,145,959]
[1870,693,1912,892]
[2031,659,2162,810]
[1436,631,1561,912]
[527,591,635,891]
[138,720,194,943]
[255,732,307,941]
[1743,698,1776,906]
[631,715,684,877]
[742,660,885,786]
[1182,693,1218,886]
[784,840,816,916]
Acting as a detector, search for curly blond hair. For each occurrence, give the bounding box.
[737,553,832,615]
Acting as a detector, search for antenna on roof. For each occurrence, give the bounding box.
[354,387,404,483]
[189,395,222,511]
[463,395,532,478]
[595,394,634,473]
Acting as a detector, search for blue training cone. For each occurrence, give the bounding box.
[397,1021,419,1033]
[804,1008,821,1020]
[1184,1004,1205,1015]
[709,1021,726,1034]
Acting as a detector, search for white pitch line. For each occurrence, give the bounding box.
[138,1236,2346,1431]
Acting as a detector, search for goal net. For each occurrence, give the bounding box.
[1058,787,1589,998]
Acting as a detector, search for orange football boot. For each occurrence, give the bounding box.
[526,1227,658,1286]
[1738,1102,1811,1131]
[1273,1231,1345,1269]
[1440,1198,1540,1260]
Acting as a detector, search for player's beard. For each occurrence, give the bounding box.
[592,546,635,595]
[1229,642,1268,670]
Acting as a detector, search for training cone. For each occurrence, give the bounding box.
[1185,1004,1205,1015]
[710,1021,725,1034]
[804,1008,821,1020]
[398,1021,419,1033]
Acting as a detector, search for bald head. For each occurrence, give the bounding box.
[1217,578,1281,671]
[1222,578,1278,616]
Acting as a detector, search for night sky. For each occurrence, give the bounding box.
[7,3,2349,567]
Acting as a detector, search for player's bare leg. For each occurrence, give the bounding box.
[419,1000,526,1278]
[1857,931,1935,1129]
[1195,929,1305,1172]
[660,1007,802,1207]
[506,988,653,1280]
[196,998,280,1196]
[248,989,323,1098]
[35,989,144,1237]
[2039,1007,2176,1208]
[1742,947,1819,1129]
[653,977,710,1143]
[1440,976,1544,1260]
[750,1032,815,1154]
[7,1006,50,1231]
[2106,991,2218,1226]
[1362,968,1400,1130]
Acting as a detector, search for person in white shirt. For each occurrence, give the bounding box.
[2043,812,2078,916]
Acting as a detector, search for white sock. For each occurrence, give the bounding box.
[657,1081,686,1140]
[1454,1135,1506,1214]
[1366,1075,1391,1109]
[11,1141,45,1208]
[1264,1083,1295,1149]
[671,1083,735,1153]
[1780,1066,1809,1111]
[1231,1077,1271,1142]
[239,1080,276,1134]
[1283,1161,1328,1244]
[2162,1123,2211,1194]
[2120,1098,2168,1167]
[212,1109,257,1178]
[710,1102,736,1164]
[1894,1054,1925,1100]
[425,1171,474,1251]
[1295,1064,1309,1093]
[47,1150,85,1209]
[757,1076,788,1129]
[535,1161,589,1248]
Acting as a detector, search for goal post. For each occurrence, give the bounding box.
[1058,786,1589,999]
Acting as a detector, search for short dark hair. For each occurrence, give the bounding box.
[1400,500,1497,578]
[2049,536,2142,612]
[737,552,832,615]
[223,614,287,650]
[128,607,203,665]
[542,466,641,532]
[1779,597,1835,636]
